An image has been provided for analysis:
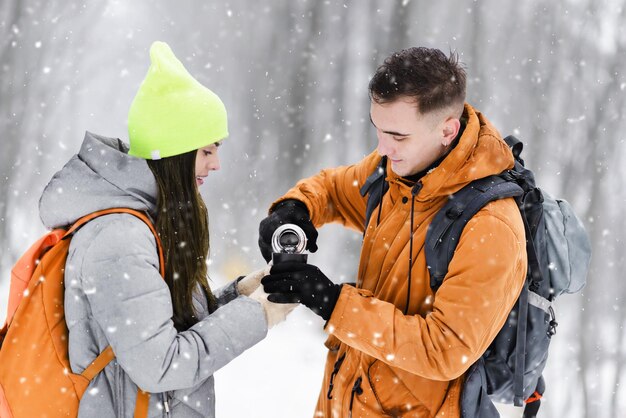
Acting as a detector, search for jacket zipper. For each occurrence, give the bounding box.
[327,352,346,399]
[405,182,422,315]
[348,376,363,418]
[114,363,125,416]
[163,391,171,417]
[366,360,387,413]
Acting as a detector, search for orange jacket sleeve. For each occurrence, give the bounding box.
[326,202,527,381]
[274,151,381,232]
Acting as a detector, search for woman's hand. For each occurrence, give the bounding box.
[248,285,298,328]
[236,265,271,296]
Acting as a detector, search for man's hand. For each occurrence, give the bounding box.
[261,262,341,321]
[258,199,318,262]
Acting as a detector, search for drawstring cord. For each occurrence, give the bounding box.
[375,169,385,227]
[348,376,363,417]
[327,353,346,399]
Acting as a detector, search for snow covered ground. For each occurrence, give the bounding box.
[215,306,328,417]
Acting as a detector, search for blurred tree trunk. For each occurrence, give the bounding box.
[467,0,486,106]
[611,301,626,418]
[279,0,323,184]
[0,0,109,263]
[340,1,375,163]
[525,1,560,168]
[0,0,23,256]
[384,0,414,54]
[579,24,625,418]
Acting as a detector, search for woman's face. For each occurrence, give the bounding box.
[195,142,221,186]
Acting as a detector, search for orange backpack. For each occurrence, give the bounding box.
[0,208,164,418]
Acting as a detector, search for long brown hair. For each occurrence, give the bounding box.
[147,150,217,331]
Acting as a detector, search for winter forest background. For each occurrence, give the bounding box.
[0,1,624,417]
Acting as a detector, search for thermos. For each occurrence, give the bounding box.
[271,224,308,264]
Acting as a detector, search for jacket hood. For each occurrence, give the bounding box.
[387,103,514,202]
[39,131,158,229]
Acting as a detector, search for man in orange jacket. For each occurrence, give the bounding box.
[259,47,527,417]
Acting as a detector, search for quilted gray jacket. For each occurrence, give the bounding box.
[39,132,268,417]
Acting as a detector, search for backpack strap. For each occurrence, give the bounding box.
[513,281,530,406]
[425,175,529,409]
[68,208,163,418]
[425,175,524,291]
[65,208,165,277]
[503,135,524,165]
[360,156,388,230]
[426,174,546,408]
[80,345,115,380]
[134,390,151,418]
[523,375,545,417]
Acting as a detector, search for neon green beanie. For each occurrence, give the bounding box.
[128,41,228,160]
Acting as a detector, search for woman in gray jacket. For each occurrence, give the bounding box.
[38,42,291,417]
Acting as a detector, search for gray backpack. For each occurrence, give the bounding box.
[361,135,591,418]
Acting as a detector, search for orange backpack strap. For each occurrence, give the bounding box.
[69,208,164,418]
[81,346,152,416]
[81,346,115,380]
[134,390,151,418]
[65,208,165,277]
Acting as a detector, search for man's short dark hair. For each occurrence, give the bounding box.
[369,47,466,115]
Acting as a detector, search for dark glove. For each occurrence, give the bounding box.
[261,262,341,320]
[258,199,318,262]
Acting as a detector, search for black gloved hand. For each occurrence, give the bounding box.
[258,199,318,262]
[261,262,341,321]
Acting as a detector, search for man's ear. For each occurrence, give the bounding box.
[442,117,461,147]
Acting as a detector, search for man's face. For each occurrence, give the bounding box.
[370,99,450,177]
